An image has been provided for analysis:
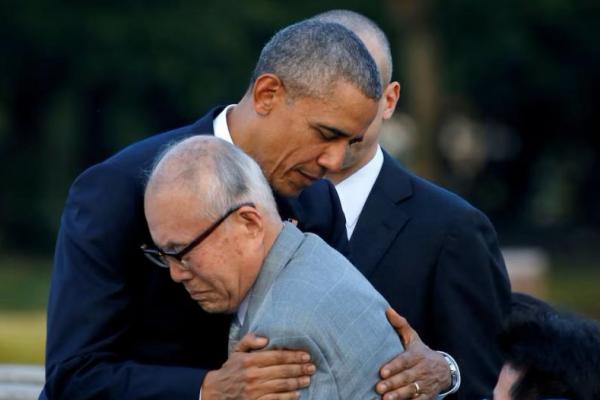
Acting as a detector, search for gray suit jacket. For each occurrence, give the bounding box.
[234,222,404,400]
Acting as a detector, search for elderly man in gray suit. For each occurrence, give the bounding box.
[144,135,404,399]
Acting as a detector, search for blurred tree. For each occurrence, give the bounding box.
[1,0,598,256]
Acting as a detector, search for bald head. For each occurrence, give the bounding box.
[145,136,278,221]
[311,10,393,85]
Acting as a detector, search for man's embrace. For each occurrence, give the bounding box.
[144,136,404,399]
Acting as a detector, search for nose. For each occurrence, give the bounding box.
[317,141,347,172]
[169,261,193,283]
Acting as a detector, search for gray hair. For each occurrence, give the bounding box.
[146,136,278,220]
[311,10,393,85]
[251,19,382,100]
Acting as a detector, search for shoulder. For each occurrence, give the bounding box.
[380,152,489,228]
[67,112,215,200]
[267,233,390,327]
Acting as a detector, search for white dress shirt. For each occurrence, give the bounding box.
[334,146,384,239]
[212,104,236,143]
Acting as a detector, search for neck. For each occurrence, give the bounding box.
[262,218,284,257]
[227,93,255,153]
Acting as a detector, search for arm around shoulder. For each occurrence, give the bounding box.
[44,162,207,399]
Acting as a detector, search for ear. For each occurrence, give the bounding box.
[235,205,264,240]
[382,81,401,120]
[251,74,285,116]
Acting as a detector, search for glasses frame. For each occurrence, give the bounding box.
[141,202,255,269]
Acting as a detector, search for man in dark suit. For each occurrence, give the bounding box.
[42,20,446,400]
[320,10,512,400]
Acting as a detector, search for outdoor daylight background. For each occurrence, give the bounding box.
[1,0,599,366]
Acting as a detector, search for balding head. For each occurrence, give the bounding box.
[311,10,393,85]
[143,136,282,314]
[146,136,278,221]
[251,19,382,100]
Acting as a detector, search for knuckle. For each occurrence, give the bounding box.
[245,368,260,382]
[241,369,254,383]
[276,379,295,392]
[241,354,254,369]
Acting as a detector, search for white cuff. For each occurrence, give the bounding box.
[437,351,461,398]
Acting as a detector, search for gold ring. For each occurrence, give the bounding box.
[412,382,421,398]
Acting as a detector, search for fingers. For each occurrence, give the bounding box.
[256,363,316,380]
[380,385,430,400]
[236,333,270,352]
[377,346,450,399]
[235,333,312,368]
[379,352,418,379]
[377,362,416,393]
[235,348,312,369]
[257,391,301,400]
[255,375,311,395]
[234,359,314,399]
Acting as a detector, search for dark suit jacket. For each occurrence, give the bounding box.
[41,107,348,400]
[349,151,511,400]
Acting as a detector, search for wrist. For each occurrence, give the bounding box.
[437,351,461,397]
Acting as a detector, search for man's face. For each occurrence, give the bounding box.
[250,80,378,197]
[339,91,388,170]
[145,189,262,314]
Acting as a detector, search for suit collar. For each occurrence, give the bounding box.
[376,150,413,204]
[239,222,304,335]
[188,105,226,135]
[349,151,413,277]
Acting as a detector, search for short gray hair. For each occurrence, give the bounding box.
[146,136,278,220]
[311,10,393,85]
[251,19,382,100]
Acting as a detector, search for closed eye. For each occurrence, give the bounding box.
[349,136,364,145]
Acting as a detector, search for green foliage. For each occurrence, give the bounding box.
[1,0,599,256]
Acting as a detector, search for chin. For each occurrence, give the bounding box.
[197,301,228,314]
[273,184,302,198]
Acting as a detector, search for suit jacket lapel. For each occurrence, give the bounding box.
[349,151,412,278]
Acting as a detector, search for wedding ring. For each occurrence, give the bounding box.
[412,382,421,398]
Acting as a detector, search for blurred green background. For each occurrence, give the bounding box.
[1,0,599,364]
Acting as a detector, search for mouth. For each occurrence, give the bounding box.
[297,170,322,183]
[185,287,209,300]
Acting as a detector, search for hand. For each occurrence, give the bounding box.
[376,308,451,400]
[202,333,316,400]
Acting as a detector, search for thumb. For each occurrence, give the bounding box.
[385,307,418,347]
[234,332,269,353]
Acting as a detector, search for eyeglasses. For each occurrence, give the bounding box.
[140,202,255,269]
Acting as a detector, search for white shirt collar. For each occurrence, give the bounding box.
[335,146,384,239]
[212,104,236,144]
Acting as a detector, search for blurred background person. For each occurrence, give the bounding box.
[493,292,600,400]
[319,10,508,399]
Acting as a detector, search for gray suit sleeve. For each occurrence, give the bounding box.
[266,335,340,400]
[263,300,402,400]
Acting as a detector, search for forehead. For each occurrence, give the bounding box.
[145,188,205,245]
[293,82,376,137]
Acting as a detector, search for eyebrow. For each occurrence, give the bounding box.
[317,124,352,139]
[160,240,187,252]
